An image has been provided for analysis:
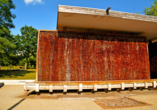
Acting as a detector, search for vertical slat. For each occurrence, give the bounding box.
[49,85,53,92]
[145,82,148,88]
[108,84,111,90]
[94,84,97,91]
[36,84,39,92]
[63,85,67,93]
[79,83,82,92]
[153,81,156,88]
[133,83,136,89]
[121,83,125,90]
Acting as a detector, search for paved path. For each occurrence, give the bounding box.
[0,80,35,85]
[0,85,157,110]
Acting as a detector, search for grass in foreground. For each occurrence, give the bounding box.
[0,69,36,79]
[1,66,25,70]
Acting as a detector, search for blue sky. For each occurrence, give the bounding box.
[11,0,154,35]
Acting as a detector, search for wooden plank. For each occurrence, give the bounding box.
[111,84,121,88]
[97,85,108,89]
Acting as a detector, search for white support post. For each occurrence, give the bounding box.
[24,85,27,92]
[133,83,136,89]
[153,81,156,88]
[35,84,39,92]
[79,84,82,92]
[49,85,53,92]
[63,85,67,93]
[108,84,111,90]
[145,82,148,88]
[94,84,97,91]
[121,83,125,90]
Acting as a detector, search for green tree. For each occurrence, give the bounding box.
[0,0,16,65]
[15,25,38,69]
[3,57,9,66]
[143,0,157,16]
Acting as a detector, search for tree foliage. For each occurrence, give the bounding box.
[15,25,38,68]
[143,0,157,16]
[0,0,16,65]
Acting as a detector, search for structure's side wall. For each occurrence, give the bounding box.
[37,31,150,81]
[149,42,157,79]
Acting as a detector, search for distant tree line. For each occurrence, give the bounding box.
[0,0,37,69]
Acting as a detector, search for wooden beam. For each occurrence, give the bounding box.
[128,88,132,91]
[104,89,108,93]
[117,88,120,92]
[88,29,92,33]
[63,27,67,31]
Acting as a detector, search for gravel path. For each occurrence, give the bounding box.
[95,97,144,107]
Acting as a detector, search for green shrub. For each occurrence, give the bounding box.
[19,59,26,66]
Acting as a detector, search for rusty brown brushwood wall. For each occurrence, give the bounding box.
[149,42,157,79]
[37,31,150,81]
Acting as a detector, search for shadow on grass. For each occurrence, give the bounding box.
[0,70,35,78]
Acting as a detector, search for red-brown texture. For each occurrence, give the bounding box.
[37,31,150,81]
[149,42,157,79]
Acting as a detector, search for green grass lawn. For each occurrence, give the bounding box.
[1,66,25,70]
[0,69,36,79]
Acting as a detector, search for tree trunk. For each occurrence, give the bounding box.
[26,57,28,69]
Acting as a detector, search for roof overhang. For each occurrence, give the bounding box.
[57,5,157,41]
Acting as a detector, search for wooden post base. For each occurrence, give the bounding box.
[117,88,120,92]
[77,90,81,94]
[104,89,108,93]
[128,88,132,91]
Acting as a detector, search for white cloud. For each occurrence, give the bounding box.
[24,0,44,5]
